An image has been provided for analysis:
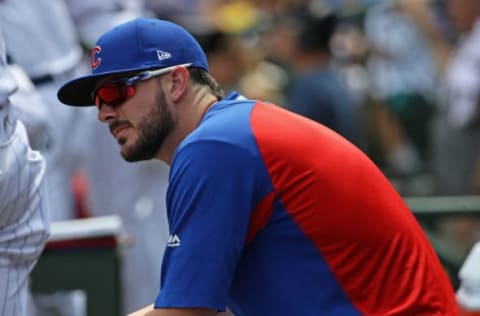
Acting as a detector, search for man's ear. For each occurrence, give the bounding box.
[167,66,190,102]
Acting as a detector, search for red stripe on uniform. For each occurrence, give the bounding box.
[250,101,458,315]
[245,190,276,245]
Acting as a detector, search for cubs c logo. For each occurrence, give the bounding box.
[91,46,102,70]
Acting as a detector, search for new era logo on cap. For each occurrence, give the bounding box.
[157,50,172,60]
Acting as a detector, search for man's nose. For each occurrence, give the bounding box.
[97,104,118,123]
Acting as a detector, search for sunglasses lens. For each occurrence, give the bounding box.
[95,84,124,107]
[94,78,138,108]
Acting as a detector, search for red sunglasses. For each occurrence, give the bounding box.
[92,63,192,108]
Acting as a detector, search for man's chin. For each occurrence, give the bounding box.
[120,151,143,163]
[120,147,137,162]
[120,146,156,162]
[118,143,134,162]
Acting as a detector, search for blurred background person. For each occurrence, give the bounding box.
[184,19,254,94]
[428,0,480,287]
[432,0,480,196]
[363,0,439,179]
[0,0,90,221]
[285,8,358,143]
[194,0,294,104]
[0,25,50,316]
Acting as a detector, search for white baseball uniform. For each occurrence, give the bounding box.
[457,241,480,312]
[0,26,50,316]
[65,0,146,48]
[1,2,170,314]
[0,0,90,221]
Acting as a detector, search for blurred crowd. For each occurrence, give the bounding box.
[149,0,480,199]
[1,0,480,314]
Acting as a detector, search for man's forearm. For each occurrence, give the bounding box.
[127,304,216,316]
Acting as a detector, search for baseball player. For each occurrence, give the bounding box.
[0,0,90,221]
[58,18,459,316]
[0,26,50,316]
[65,1,171,313]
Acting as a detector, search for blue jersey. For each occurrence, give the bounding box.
[154,92,457,315]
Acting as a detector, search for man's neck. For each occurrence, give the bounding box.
[156,87,218,165]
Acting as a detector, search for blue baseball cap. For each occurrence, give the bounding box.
[57,17,209,106]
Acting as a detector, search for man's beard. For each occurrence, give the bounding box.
[121,89,174,162]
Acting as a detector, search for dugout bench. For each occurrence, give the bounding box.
[30,216,123,316]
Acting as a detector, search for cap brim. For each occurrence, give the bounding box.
[57,73,109,107]
[57,66,163,106]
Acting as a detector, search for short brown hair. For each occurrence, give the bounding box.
[189,68,225,100]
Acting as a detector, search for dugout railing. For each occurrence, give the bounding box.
[406,195,480,289]
[29,197,480,316]
[30,216,123,316]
